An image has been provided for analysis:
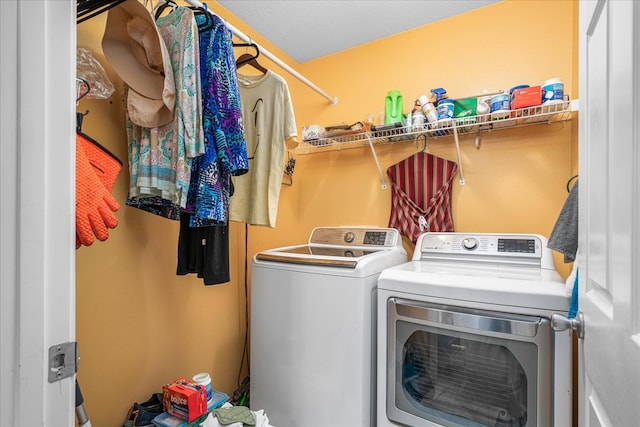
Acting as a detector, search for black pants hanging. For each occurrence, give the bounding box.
[177,213,230,285]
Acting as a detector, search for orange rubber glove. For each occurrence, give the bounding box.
[76,134,120,246]
[75,132,122,248]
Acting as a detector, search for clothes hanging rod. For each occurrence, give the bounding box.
[183,0,339,105]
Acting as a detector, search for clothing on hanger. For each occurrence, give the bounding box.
[230,70,298,227]
[548,180,579,263]
[125,5,205,213]
[176,214,230,285]
[177,11,248,285]
[183,12,248,226]
[387,152,458,243]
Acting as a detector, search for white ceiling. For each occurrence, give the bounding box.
[217,0,499,63]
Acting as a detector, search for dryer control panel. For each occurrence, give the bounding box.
[414,232,556,269]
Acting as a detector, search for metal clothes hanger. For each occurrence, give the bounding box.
[76,0,127,24]
[155,0,213,32]
[76,77,91,103]
[416,134,427,153]
[154,0,177,19]
[192,3,214,32]
[235,42,267,74]
[76,111,90,133]
[566,175,578,192]
[75,77,90,132]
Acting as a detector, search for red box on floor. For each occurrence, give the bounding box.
[510,86,542,109]
[162,378,208,422]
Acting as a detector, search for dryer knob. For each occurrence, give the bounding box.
[462,237,478,250]
[344,231,356,243]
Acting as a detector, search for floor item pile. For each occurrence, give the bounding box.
[123,391,275,427]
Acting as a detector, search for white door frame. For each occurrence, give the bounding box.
[0,1,76,426]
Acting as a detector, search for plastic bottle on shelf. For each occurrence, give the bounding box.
[385,90,403,124]
[411,100,425,131]
[427,88,452,129]
[436,98,455,123]
[430,88,447,105]
[542,78,564,104]
[403,113,412,129]
[365,113,374,132]
[477,89,491,116]
[418,94,438,127]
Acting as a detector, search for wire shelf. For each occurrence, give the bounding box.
[294,100,576,155]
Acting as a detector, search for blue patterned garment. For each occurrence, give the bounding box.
[185,13,248,227]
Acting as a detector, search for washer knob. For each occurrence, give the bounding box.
[462,237,478,250]
[344,231,356,243]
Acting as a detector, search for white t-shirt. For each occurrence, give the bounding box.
[230,70,297,227]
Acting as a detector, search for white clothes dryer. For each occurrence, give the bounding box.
[251,227,407,427]
[377,232,572,427]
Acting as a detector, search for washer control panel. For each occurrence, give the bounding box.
[309,227,400,248]
[415,232,547,262]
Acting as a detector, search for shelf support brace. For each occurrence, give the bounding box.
[365,133,387,190]
[452,125,466,186]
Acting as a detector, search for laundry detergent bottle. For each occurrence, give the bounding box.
[385,90,403,124]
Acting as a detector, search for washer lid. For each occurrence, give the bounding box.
[256,245,386,268]
[255,227,405,268]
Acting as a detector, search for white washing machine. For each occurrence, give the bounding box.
[377,232,572,427]
[251,226,407,427]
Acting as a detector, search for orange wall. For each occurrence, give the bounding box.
[76,1,578,425]
[247,0,578,266]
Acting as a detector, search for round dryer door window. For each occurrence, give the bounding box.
[401,329,529,426]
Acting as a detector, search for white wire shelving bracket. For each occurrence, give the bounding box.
[364,132,388,190]
[183,0,338,106]
[294,100,579,189]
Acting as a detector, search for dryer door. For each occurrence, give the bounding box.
[386,299,553,427]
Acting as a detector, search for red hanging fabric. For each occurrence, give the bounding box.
[387,152,458,243]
